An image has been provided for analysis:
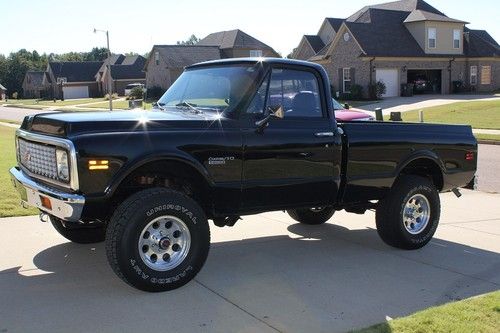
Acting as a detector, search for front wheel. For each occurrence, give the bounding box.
[105,188,210,292]
[287,207,335,225]
[376,175,440,250]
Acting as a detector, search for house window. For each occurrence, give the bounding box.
[453,29,461,49]
[343,68,351,93]
[154,51,160,65]
[481,66,491,85]
[249,50,263,57]
[470,66,477,85]
[428,28,437,48]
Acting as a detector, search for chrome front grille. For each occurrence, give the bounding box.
[18,138,58,180]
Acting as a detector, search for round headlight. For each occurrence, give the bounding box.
[56,149,69,181]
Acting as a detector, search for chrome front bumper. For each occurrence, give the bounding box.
[10,167,84,222]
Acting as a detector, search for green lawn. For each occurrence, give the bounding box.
[353,290,500,333]
[387,100,500,130]
[475,133,500,142]
[0,126,38,217]
[83,100,153,110]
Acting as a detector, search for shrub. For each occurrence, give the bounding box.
[349,84,364,100]
[146,86,165,99]
[12,92,18,99]
[368,81,387,100]
[104,93,119,100]
[128,86,144,100]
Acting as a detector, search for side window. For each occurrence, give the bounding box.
[246,75,269,114]
[266,68,322,118]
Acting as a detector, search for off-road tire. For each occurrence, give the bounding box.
[376,175,440,250]
[105,188,210,292]
[287,207,335,225]
[50,216,106,244]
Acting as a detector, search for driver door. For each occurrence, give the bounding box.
[240,66,341,212]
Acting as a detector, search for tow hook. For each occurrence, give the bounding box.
[39,212,49,222]
[451,188,462,198]
[213,216,241,227]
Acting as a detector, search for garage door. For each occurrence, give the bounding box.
[376,69,399,97]
[62,86,89,99]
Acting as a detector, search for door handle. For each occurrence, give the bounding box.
[314,132,334,137]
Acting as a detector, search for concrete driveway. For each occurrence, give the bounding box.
[358,94,500,114]
[0,189,499,333]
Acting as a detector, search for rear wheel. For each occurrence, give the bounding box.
[105,188,210,292]
[376,175,440,249]
[50,216,106,244]
[287,207,335,225]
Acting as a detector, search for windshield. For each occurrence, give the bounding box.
[157,65,260,113]
[332,98,344,110]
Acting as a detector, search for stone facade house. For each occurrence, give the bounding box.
[98,55,146,95]
[45,61,103,99]
[294,0,500,97]
[293,18,344,60]
[144,45,221,90]
[145,29,280,90]
[22,71,46,98]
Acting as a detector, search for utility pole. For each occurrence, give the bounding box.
[94,28,113,111]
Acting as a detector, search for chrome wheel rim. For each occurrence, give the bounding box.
[403,194,430,235]
[138,215,191,271]
[310,207,325,213]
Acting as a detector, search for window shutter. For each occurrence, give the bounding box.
[338,68,343,93]
[350,68,356,85]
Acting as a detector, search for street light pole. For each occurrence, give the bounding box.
[94,28,113,111]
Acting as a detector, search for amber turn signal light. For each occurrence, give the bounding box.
[39,195,52,210]
[89,160,109,170]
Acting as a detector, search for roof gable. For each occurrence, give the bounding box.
[48,61,103,82]
[198,29,275,51]
[304,35,325,53]
[325,18,345,32]
[25,71,45,86]
[404,10,467,23]
[348,0,445,22]
[151,45,222,68]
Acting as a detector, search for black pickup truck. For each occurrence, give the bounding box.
[10,58,476,292]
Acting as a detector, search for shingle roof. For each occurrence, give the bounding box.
[25,71,45,86]
[348,0,445,22]
[0,83,6,91]
[464,29,500,57]
[153,45,222,68]
[325,18,345,32]
[404,10,467,23]
[48,61,103,82]
[97,54,125,75]
[198,29,275,51]
[304,35,325,53]
[109,55,146,80]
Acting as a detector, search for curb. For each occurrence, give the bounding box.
[477,140,500,145]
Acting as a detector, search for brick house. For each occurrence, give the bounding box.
[98,55,146,95]
[293,0,500,97]
[145,29,280,90]
[45,61,103,99]
[21,71,46,98]
[144,45,221,90]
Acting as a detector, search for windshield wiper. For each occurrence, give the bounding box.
[176,101,203,114]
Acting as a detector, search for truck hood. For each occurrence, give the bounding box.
[22,110,224,137]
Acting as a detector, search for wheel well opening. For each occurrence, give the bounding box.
[112,160,212,213]
[399,158,443,191]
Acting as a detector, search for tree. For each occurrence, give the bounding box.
[176,34,200,45]
[86,47,109,61]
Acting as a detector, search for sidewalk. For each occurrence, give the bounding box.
[0,190,498,333]
[359,94,500,114]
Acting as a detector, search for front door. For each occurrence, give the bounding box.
[241,66,341,212]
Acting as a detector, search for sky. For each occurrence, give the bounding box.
[0,0,499,57]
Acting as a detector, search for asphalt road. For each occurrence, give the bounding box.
[0,105,56,122]
[0,190,498,333]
